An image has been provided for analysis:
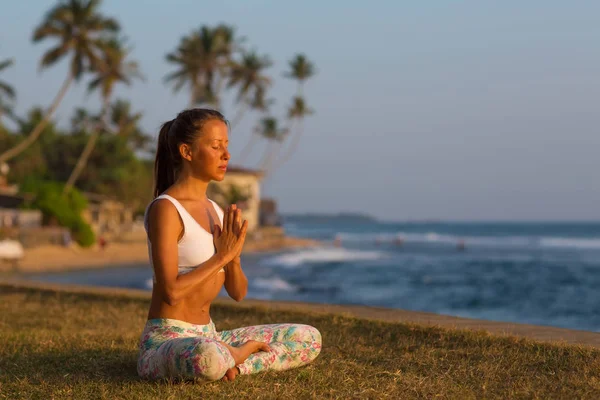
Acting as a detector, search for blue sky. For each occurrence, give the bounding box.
[1,1,599,221]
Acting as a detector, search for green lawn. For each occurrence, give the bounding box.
[1,285,600,399]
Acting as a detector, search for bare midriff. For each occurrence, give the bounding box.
[147,270,226,325]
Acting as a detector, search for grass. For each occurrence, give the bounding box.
[1,286,600,399]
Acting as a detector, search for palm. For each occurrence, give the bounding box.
[64,36,142,194]
[165,26,227,108]
[0,0,119,164]
[256,117,289,170]
[228,51,272,128]
[0,58,15,129]
[284,54,315,96]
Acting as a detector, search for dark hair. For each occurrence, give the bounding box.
[154,108,227,197]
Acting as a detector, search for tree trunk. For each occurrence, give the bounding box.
[229,100,248,130]
[63,97,110,195]
[0,74,73,164]
[258,140,275,170]
[236,132,259,165]
[272,117,303,169]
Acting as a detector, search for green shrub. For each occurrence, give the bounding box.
[20,179,96,247]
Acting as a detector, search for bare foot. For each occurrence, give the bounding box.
[221,366,240,382]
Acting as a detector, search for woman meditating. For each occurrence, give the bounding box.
[137,108,322,382]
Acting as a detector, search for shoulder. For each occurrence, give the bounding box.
[147,198,181,229]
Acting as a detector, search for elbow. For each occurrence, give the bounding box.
[231,289,247,302]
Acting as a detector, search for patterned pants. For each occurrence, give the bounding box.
[137,318,322,381]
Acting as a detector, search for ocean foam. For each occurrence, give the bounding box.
[262,247,387,268]
[253,276,298,292]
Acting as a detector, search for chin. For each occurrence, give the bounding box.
[213,171,227,181]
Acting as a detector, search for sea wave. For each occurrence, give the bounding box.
[252,276,298,292]
[262,247,388,268]
[336,231,600,250]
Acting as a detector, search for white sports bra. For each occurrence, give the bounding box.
[144,194,225,282]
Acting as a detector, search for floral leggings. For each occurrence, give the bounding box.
[137,318,322,381]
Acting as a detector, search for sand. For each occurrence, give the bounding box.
[1,236,320,274]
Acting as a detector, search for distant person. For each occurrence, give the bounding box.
[393,234,404,247]
[138,109,321,383]
[457,239,466,251]
[333,234,342,247]
[98,235,107,251]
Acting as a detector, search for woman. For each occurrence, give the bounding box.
[137,108,322,382]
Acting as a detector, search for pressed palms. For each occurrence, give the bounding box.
[227,50,272,129]
[64,38,143,193]
[255,117,288,171]
[165,26,224,108]
[0,0,119,164]
[0,58,16,130]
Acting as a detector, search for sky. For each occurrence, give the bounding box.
[1,0,599,221]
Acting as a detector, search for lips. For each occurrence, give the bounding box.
[218,165,227,171]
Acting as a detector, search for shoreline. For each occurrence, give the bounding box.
[1,235,321,274]
[2,278,600,348]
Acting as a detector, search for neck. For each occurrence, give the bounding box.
[174,170,210,200]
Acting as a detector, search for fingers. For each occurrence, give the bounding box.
[227,205,235,232]
[240,220,248,239]
[222,205,229,232]
[212,224,221,237]
[235,209,242,232]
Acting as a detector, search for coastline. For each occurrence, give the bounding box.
[1,235,320,274]
[2,278,600,348]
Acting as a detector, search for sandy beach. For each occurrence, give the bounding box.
[2,235,320,274]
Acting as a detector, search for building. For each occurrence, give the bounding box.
[208,166,263,232]
[81,192,134,239]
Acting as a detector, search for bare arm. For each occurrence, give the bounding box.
[148,200,241,306]
[218,204,249,302]
[224,257,248,301]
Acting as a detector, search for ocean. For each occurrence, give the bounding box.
[25,217,600,332]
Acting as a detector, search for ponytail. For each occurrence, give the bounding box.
[153,108,228,198]
[153,119,176,198]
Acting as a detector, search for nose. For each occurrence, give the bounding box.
[223,148,230,161]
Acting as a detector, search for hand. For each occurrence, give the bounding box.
[229,204,244,258]
[213,205,248,264]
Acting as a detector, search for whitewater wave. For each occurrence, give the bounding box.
[262,247,388,268]
[252,276,298,292]
[337,231,600,250]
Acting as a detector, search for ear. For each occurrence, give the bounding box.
[179,143,192,161]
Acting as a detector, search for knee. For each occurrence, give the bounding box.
[295,324,322,359]
[192,341,231,381]
[307,325,322,357]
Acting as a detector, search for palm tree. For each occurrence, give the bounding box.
[213,24,244,107]
[255,117,288,171]
[165,26,224,108]
[271,96,314,168]
[64,38,143,194]
[283,53,315,96]
[0,58,16,130]
[0,0,119,165]
[108,99,148,150]
[235,86,275,164]
[227,50,272,129]
[270,54,316,168]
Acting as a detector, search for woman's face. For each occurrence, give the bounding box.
[187,119,230,181]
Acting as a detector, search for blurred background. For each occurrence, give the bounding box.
[1,1,600,331]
